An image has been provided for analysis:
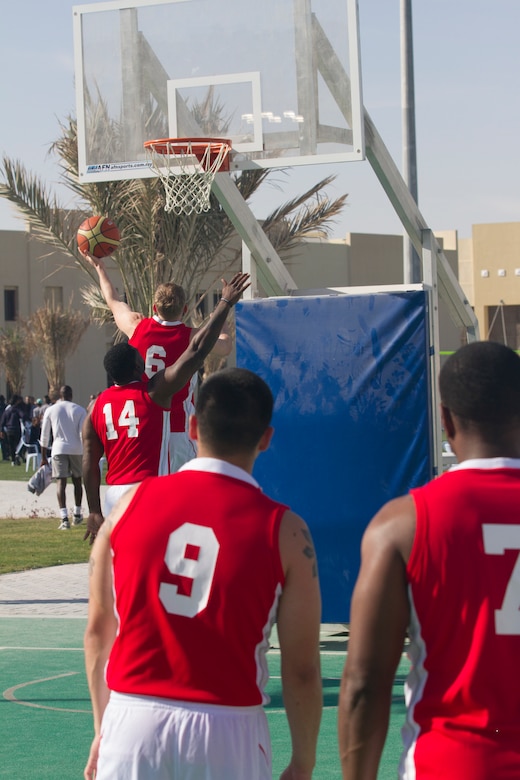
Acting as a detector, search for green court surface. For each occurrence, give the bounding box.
[1,618,408,778]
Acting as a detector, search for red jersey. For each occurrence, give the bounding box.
[403,459,520,779]
[90,382,170,484]
[129,316,195,433]
[106,459,287,706]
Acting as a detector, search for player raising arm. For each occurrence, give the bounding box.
[83,251,233,471]
[82,273,250,543]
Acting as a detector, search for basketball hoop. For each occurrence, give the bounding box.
[144,137,232,216]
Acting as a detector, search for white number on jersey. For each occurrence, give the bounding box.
[145,344,166,378]
[102,400,140,440]
[159,523,220,618]
[482,524,520,635]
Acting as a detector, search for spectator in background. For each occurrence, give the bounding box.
[28,415,42,453]
[0,395,8,461]
[40,386,87,530]
[32,398,44,421]
[0,395,25,466]
[39,395,53,421]
[24,395,35,420]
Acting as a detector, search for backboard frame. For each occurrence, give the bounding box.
[73,0,365,182]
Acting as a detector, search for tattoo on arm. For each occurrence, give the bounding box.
[301,527,318,578]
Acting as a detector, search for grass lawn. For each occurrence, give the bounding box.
[0,518,90,574]
[0,456,39,482]
[0,455,95,574]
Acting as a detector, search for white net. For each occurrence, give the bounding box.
[145,139,231,216]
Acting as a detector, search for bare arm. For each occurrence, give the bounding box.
[39,411,52,464]
[277,511,322,780]
[205,316,232,358]
[149,273,250,408]
[81,411,105,544]
[338,496,414,780]
[83,487,137,780]
[82,252,143,339]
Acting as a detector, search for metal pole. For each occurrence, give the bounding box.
[401,0,421,283]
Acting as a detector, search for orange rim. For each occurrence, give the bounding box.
[144,137,232,172]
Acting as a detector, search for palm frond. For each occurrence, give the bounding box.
[0,158,77,252]
[262,176,348,253]
[1,94,349,359]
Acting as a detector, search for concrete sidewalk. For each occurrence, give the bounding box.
[0,562,89,618]
[0,478,107,520]
[0,480,107,619]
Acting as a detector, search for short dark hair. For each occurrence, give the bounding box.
[104,343,140,385]
[439,341,520,427]
[195,368,273,455]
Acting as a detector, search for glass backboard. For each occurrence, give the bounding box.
[73,0,364,182]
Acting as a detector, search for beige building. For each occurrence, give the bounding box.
[0,229,114,408]
[459,222,520,347]
[0,220,518,404]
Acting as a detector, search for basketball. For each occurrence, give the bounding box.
[77,216,121,258]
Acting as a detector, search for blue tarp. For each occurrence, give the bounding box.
[236,291,432,622]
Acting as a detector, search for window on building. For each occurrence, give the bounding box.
[196,291,219,319]
[196,292,206,318]
[4,288,18,321]
[44,286,63,308]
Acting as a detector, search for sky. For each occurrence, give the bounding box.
[0,0,519,240]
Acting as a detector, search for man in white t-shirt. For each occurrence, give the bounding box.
[40,385,87,529]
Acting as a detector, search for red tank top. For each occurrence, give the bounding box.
[90,382,170,484]
[107,463,287,706]
[129,317,194,432]
[404,460,520,779]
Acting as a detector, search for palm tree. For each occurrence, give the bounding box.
[0,326,35,396]
[0,113,347,330]
[26,303,90,397]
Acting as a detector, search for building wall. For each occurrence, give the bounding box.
[282,237,350,288]
[0,229,113,408]
[471,222,520,347]
[1,220,518,404]
[281,230,463,354]
[345,232,404,285]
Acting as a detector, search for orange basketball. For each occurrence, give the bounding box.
[77,216,121,258]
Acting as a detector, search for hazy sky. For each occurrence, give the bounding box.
[1,0,518,240]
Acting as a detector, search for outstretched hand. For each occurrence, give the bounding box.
[220,272,251,306]
[83,512,104,545]
[80,249,106,271]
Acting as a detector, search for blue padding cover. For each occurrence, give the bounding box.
[236,292,431,622]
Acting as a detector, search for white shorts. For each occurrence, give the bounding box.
[169,432,197,474]
[104,484,138,517]
[96,692,272,780]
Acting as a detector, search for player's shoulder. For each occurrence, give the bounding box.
[278,508,314,557]
[129,313,151,337]
[363,494,416,562]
